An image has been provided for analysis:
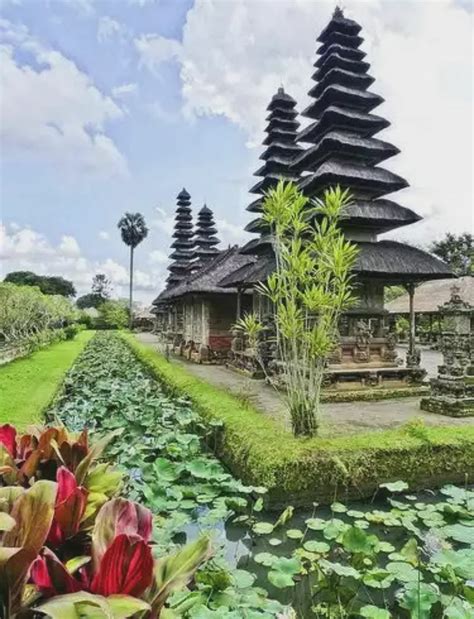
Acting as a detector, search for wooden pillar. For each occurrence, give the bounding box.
[407,283,416,357]
[236,288,242,321]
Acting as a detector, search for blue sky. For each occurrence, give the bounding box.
[1,0,472,302]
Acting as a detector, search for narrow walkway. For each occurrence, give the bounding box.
[136,333,474,436]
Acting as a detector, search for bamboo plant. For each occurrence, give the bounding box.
[236,181,358,437]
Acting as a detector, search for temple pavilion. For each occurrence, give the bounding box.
[153,190,252,362]
[153,8,453,381]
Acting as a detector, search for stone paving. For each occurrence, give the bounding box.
[136,333,474,436]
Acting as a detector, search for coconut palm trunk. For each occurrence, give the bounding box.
[129,245,134,328]
[117,212,149,330]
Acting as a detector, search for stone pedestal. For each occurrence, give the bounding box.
[420,285,474,417]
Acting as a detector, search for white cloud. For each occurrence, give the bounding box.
[216,218,251,248]
[99,231,110,240]
[1,223,163,301]
[148,249,168,264]
[137,0,472,242]
[112,82,138,99]
[135,34,182,73]
[0,20,128,178]
[151,206,175,235]
[97,16,127,44]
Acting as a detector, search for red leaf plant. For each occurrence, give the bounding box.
[46,466,89,549]
[30,497,211,617]
[0,423,120,487]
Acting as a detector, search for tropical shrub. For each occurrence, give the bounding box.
[0,283,80,360]
[0,424,211,618]
[96,300,129,330]
[236,182,358,437]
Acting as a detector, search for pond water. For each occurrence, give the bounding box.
[48,333,474,618]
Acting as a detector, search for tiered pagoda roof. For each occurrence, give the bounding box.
[166,188,194,287]
[191,205,220,264]
[241,87,302,255]
[219,7,453,290]
[292,7,417,233]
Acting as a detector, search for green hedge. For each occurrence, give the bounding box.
[321,385,429,403]
[122,333,474,508]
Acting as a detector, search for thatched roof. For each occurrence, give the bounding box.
[219,241,454,289]
[302,84,383,120]
[218,254,275,288]
[154,246,254,302]
[354,241,454,281]
[386,276,473,314]
[292,130,399,172]
[298,106,389,144]
[298,160,408,199]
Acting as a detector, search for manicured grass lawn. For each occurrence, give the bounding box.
[0,330,94,429]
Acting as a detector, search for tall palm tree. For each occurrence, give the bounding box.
[117,212,149,327]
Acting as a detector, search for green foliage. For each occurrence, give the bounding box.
[117,212,149,249]
[76,292,104,309]
[395,316,410,338]
[253,181,358,437]
[384,285,405,303]
[429,232,473,276]
[48,332,288,617]
[122,333,474,510]
[97,300,129,330]
[4,271,76,297]
[91,273,112,300]
[0,283,79,347]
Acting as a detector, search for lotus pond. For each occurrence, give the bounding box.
[47,333,474,618]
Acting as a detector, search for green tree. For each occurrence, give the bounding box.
[91,273,112,300]
[97,300,129,329]
[117,212,149,327]
[430,233,473,276]
[76,293,104,309]
[237,181,358,437]
[4,271,76,297]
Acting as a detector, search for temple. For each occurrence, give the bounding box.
[153,196,252,362]
[153,8,453,385]
[166,188,194,286]
[241,87,302,257]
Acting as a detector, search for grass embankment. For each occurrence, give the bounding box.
[0,330,94,429]
[122,333,474,507]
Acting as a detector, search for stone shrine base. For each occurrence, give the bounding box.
[420,395,474,417]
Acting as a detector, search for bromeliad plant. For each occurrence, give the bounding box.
[236,181,358,437]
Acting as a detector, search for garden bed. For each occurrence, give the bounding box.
[39,331,474,618]
[123,333,474,509]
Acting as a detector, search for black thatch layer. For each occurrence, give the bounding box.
[302,84,384,120]
[299,160,408,199]
[313,53,370,81]
[354,241,454,281]
[315,43,366,69]
[317,7,361,43]
[292,130,399,172]
[298,107,389,144]
[166,188,195,286]
[242,87,302,256]
[338,199,421,233]
[240,235,273,256]
[218,254,275,289]
[156,246,254,301]
[190,204,220,264]
[309,67,374,98]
